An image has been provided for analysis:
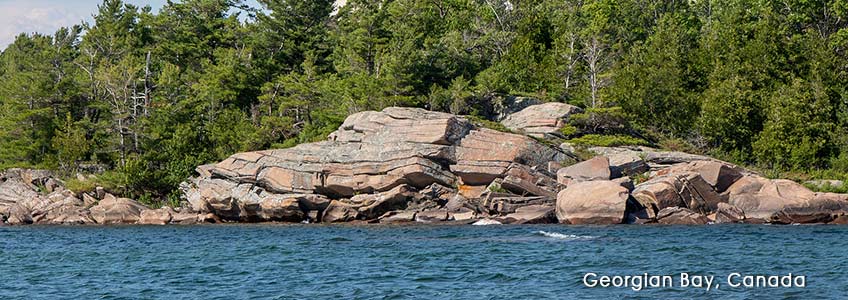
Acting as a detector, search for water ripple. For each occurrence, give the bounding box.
[0,224,845,299]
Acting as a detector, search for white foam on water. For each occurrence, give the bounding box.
[472,219,503,226]
[534,231,596,241]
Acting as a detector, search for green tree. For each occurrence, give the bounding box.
[611,13,701,136]
[52,113,90,173]
[754,78,834,170]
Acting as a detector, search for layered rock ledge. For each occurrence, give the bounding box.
[0,169,213,225]
[180,107,568,224]
[3,103,848,226]
[177,105,848,225]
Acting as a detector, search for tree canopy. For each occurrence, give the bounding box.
[2,0,848,203]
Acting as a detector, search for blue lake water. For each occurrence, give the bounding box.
[1,224,846,299]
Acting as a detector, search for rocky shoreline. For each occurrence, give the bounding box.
[3,103,848,226]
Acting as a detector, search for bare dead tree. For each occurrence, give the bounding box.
[560,32,579,91]
[583,37,609,108]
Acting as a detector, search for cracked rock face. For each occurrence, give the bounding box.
[556,180,630,225]
[500,102,582,137]
[182,107,567,222]
[1,169,94,225]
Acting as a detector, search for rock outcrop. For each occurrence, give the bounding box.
[556,181,630,225]
[6,103,848,226]
[1,169,95,225]
[503,205,556,224]
[661,161,743,193]
[177,105,848,225]
[500,102,582,137]
[632,172,722,216]
[89,194,148,224]
[139,208,173,225]
[715,203,745,224]
[182,106,567,223]
[0,169,209,226]
[556,156,611,185]
[727,177,816,221]
[656,207,710,225]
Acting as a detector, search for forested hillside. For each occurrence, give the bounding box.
[1,0,847,204]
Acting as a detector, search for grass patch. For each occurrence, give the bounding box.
[804,181,848,193]
[466,115,514,133]
[566,134,650,147]
[64,177,98,194]
[487,181,508,194]
[631,173,650,185]
[559,124,579,137]
[658,137,699,153]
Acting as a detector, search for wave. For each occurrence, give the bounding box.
[472,219,503,226]
[534,231,596,241]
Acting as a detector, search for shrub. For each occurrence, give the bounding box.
[467,115,513,133]
[64,177,97,194]
[568,106,631,135]
[658,137,698,153]
[559,124,579,137]
[566,134,650,147]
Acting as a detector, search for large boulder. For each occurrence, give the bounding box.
[379,210,417,223]
[451,128,566,185]
[322,200,360,223]
[556,181,629,225]
[170,210,214,224]
[139,208,173,225]
[727,177,815,221]
[347,184,414,219]
[556,156,611,185]
[415,210,451,223]
[329,107,472,145]
[769,193,848,224]
[500,102,582,137]
[503,205,556,224]
[715,203,745,224]
[632,172,723,216]
[656,207,710,225]
[89,194,148,224]
[661,161,743,193]
[499,163,562,197]
[483,195,554,215]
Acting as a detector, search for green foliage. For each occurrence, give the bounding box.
[568,106,632,135]
[753,78,834,170]
[559,125,579,137]
[610,13,700,135]
[572,146,599,162]
[658,137,699,154]
[466,115,513,133]
[64,177,98,194]
[2,0,848,202]
[487,181,508,194]
[630,173,650,185]
[566,134,650,147]
[804,181,848,194]
[52,113,90,174]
